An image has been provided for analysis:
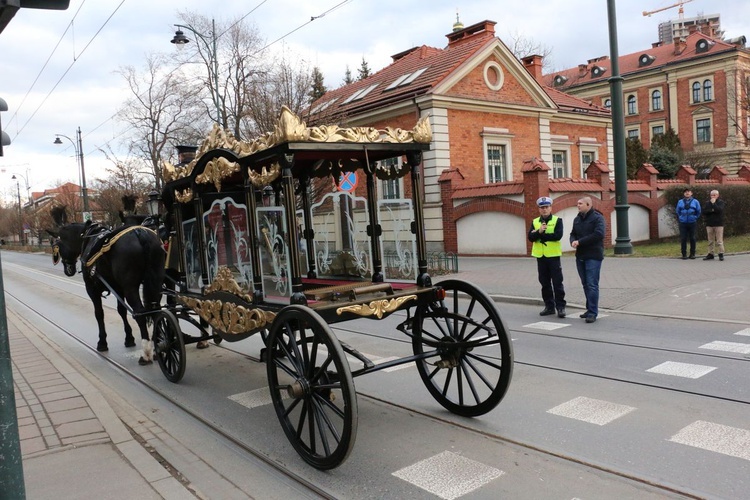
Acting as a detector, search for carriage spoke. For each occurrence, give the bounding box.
[466,351,504,371]
[463,356,496,392]
[459,359,481,405]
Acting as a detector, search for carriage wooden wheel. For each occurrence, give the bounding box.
[153,310,186,383]
[265,305,358,470]
[413,280,513,417]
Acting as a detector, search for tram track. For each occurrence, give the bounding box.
[4,286,335,500]
[2,259,724,497]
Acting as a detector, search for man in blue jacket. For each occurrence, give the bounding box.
[570,197,606,323]
[676,187,702,260]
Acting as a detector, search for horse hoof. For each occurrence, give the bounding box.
[196,341,209,350]
[138,357,153,366]
[125,340,136,348]
[97,344,109,352]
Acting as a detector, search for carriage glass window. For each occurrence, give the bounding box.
[202,194,253,291]
[310,188,372,280]
[182,217,203,293]
[379,197,417,281]
[256,205,292,301]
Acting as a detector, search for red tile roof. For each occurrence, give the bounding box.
[545,32,744,90]
[310,20,608,119]
[452,182,524,199]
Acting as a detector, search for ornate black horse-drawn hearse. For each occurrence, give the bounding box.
[54,107,514,469]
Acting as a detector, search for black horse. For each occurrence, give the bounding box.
[47,208,166,364]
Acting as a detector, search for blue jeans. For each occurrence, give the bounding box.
[576,258,602,317]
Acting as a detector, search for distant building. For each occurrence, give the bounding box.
[658,13,721,44]
[546,26,750,173]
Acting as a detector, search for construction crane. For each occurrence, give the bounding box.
[643,0,694,19]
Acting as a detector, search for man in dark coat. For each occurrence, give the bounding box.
[570,196,606,323]
[702,189,726,261]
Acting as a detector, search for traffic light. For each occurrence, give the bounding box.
[0,97,9,157]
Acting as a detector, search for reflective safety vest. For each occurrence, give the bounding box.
[531,216,562,258]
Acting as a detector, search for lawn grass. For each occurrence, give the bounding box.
[604,233,750,257]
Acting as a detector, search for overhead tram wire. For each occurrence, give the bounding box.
[12,0,127,141]
[6,0,88,130]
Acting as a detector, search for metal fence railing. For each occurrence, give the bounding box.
[426,251,458,275]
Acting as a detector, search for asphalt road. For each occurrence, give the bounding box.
[4,250,750,499]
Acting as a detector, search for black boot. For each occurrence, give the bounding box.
[719,253,724,261]
[703,253,714,260]
[539,307,555,316]
[557,308,566,318]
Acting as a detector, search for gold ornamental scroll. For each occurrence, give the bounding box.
[177,296,276,335]
[336,295,417,319]
[204,266,253,302]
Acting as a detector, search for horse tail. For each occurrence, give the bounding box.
[137,228,166,311]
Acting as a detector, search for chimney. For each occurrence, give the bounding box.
[446,20,496,47]
[578,64,589,77]
[521,54,543,81]
[673,37,686,55]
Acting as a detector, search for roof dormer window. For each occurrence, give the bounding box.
[695,38,714,53]
[638,53,656,67]
[553,75,568,87]
[591,65,606,78]
[342,84,379,104]
[385,67,429,90]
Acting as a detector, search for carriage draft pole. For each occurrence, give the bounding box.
[0,254,26,498]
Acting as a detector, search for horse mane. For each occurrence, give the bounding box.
[50,206,68,226]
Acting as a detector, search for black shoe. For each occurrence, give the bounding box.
[539,308,555,316]
[557,308,566,318]
[585,316,597,323]
[719,254,724,261]
[688,255,696,259]
[703,254,714,260]
[681,255,688,260]
[579,312,589,318]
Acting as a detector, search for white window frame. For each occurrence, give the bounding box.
[376,158,405,200]
[690,76,714,104]
[580,149,597,178]
[626,93,638,115]
[694,115,713,144]
[481,128,514,183]
[626,126,640,140]
[649,87,663,111]
[649,121,666,142]
[551,149,570,179]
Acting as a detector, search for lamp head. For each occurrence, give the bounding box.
[11,174,16,180]
[53,137,63,145]
[171,29,190,48]
[147,190,161,216]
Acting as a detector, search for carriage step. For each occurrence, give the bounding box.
[339,341,374,369]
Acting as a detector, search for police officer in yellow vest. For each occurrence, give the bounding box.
[528,196,566,317]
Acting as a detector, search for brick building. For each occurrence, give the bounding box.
[308,19,613,254]
[545,27,750,173]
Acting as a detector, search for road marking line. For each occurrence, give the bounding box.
[524,321,569,331]
[699,341,750,354]
[734,328,750,337]
[670,420,750,462]
[392,450,504,500]
[646,361,716,379]
[547,396,635,426]
[229,387,286,409]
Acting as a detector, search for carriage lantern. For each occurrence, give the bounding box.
[147,190,161,217]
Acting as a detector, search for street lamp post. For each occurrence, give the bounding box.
[171,19,222,124]
[13,178,23,245]
[54,127,89,220]
[606,0,633,255]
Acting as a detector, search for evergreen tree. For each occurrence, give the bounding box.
[651,127,682,157]
[343,65,353,85]
[357,57,371,80]
[309,66,327,101]
[648,146,681,179]
[625,137,648,179]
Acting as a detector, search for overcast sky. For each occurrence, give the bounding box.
[1,0,748,202]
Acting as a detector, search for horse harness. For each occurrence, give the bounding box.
[82,224,157,270]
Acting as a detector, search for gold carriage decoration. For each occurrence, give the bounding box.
[162,105,432,185]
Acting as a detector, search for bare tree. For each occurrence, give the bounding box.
[725,72,750,145]
[117,53,206,190]
[506,30,555,71]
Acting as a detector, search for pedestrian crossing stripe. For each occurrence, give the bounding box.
[547,396,635,426]
[699,341,750,354]
[670,420,750,462]
[646,361,716,379]
[524,321,569,330]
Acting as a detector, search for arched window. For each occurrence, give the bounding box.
[692,81,701,102]
[703,79,713,101]
[627,95,636,115]
[651,90,662,111]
